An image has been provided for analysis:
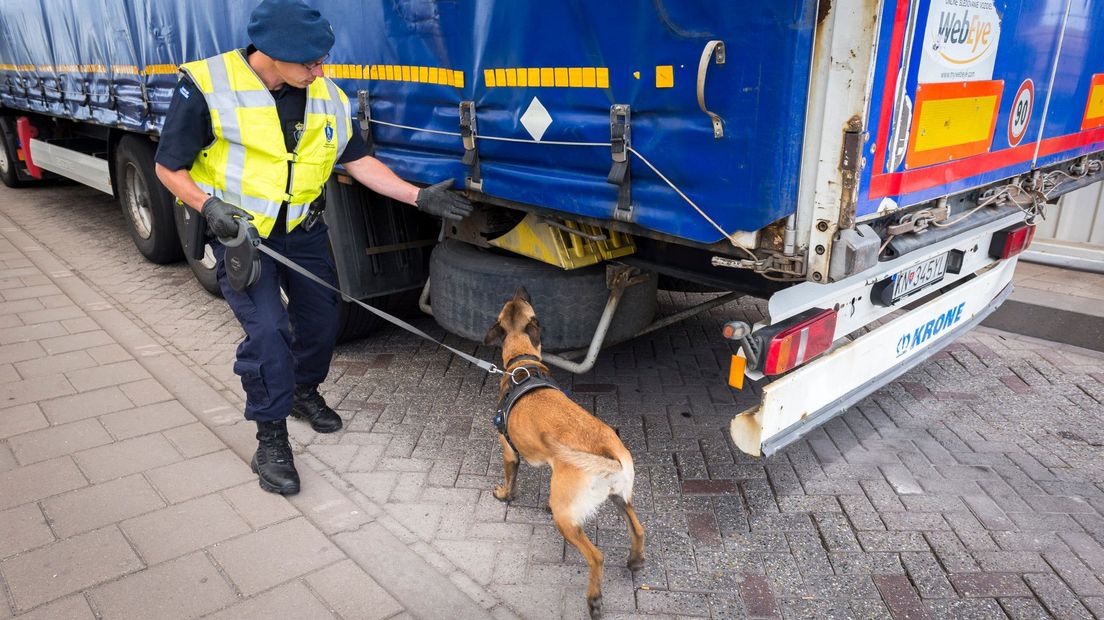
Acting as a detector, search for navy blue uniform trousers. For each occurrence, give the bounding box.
[213,222,339,422]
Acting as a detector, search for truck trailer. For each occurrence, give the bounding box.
[1,0,1102,457]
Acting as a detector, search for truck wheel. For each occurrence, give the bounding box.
[173,201,221,296]
[0,117,27,188]
[429,239,658,351]
[115,136,183,264]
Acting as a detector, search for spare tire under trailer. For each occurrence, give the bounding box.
[428,239,658,352]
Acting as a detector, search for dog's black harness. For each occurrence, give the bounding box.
[493,354,559,455]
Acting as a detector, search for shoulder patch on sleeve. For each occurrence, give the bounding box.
[179,84,191,99]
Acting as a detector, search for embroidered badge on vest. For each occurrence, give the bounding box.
[324,121,334,145]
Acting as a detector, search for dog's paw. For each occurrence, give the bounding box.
[587,594,603,619]
[627,555,645,572]
[493,485,515,502]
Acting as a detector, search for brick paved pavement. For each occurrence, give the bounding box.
[2,182,1103,619]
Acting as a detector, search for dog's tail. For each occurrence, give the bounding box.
[549,438,624,476]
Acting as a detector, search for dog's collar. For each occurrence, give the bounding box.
[504,353,542,368]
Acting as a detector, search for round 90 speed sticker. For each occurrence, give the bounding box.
[1008,79,1034,147]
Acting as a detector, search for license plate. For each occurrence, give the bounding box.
[890,253,948,302]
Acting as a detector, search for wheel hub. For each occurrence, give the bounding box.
[124,163,153,239]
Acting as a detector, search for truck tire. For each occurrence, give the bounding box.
[429,239,658,351]
[335,289,419,343]
[115,135,183,264]
[173,201,222,296]
[0,117,27,188]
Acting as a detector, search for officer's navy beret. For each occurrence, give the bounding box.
[248,0,334,64]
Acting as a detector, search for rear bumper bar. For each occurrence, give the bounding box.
[730,257,1017,457]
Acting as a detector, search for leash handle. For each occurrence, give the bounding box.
[253,243,503,376]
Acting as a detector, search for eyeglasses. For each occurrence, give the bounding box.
[302,54,329,71]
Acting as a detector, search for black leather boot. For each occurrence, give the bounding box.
[290,385,343,433]
[252,419,300,495]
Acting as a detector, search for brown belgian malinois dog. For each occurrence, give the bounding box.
[484,287,645,619]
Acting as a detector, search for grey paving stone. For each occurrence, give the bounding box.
[38,330,114,355]
[117,377,172,407]
[42,474,165,538]
[304,559,404,620]
[210,517,345,596]
[203,580,336,620]
[220,482,300,530]
[162,422,225,458]
[950,573,1032,598]
[38,386,133,425]
[6,594,94,620]
[13,350,96,380]
[73,433,182,483]
[98,400,194,440]
[64,360,149,392]
[145,449,254,503]
[121,494,251,565]
[0,503,54,559]
[0,374,74,410]
[0,526,143,611]
[925,597,1008,620]
[999,597,1059,620]
[1024,573,1095,620]
[0,402,48,440]
[0,456,87,511]
[89,551,236,619]
[335,522,493,619]
[9,418,113,465]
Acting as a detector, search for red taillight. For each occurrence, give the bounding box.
[989,224,1035,259]
[762,308,838,376]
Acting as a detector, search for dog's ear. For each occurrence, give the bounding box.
[483,322,506,346]
[514,286,531,304]
[524,317,541,349]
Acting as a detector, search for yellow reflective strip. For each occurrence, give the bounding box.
[505,68,517,87]
[494,68,506,87]
[143,64,178,75]
[453,70,464,88]
[554,67,568,87]
[568,67,582,87]
[528,68,540,87]
[541,67,554,87]
[484,69,496,87]
[582,67,596,88]
[597,68,609,89]
[402,65,411,81]
[655,65,673,88]
[914,95,999,152]
[369,65,378,80]
[516,68,527,87]
[1087,84,1104,121]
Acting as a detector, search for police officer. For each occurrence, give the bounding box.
[155,0,471,495]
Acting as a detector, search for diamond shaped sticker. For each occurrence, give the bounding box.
[520,97,553,142]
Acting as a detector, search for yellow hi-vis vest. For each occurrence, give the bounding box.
[179,50,352,237]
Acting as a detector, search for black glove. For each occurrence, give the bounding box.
[202,196,253,239]
[415,180,473,221]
